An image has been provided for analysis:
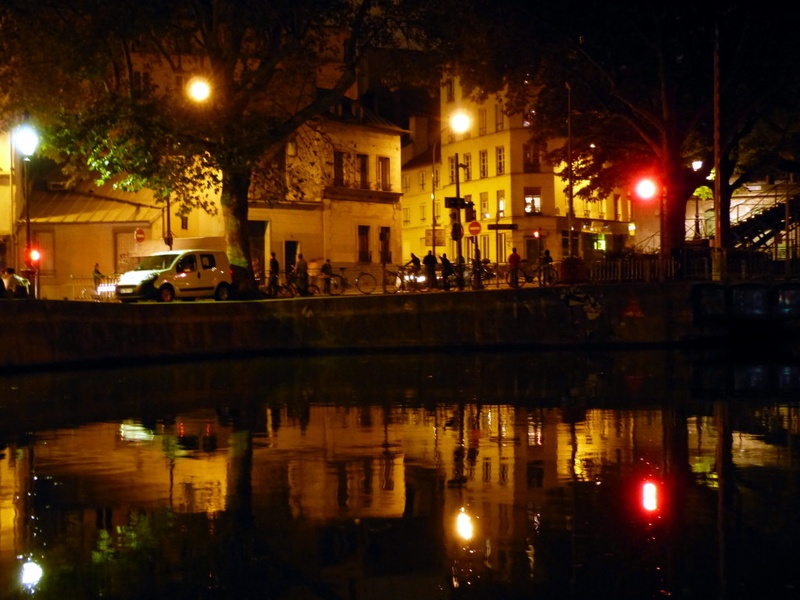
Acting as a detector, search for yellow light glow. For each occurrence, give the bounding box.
[187,77,211,102]
[449,111,471,135]
[456,508,473,540]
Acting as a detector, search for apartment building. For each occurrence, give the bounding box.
[401,77,634,268]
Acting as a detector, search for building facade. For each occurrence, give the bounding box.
[400,77,636,269]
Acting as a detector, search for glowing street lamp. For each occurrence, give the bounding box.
[187,76,211,103]
[449,110,471,290]
[13,122,40,297]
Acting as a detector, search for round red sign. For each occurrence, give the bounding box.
[134,228,146,243]
[468,221,481,236]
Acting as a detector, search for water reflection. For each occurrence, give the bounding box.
[1,349,799,599]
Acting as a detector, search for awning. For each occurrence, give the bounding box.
[27,190,162,224]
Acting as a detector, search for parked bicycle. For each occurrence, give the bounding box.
[506,259,560,288]
[384,264,429,293]
[327,267,378,295]
[273,270,320,298]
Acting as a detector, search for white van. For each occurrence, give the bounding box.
[115,249,233,302]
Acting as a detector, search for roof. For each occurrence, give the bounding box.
[28,189,162,225]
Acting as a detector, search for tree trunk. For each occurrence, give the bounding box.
[221,170,258,298]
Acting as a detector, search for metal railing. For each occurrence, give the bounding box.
[70,275,120,301]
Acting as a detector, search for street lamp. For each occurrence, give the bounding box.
[449,110,471,290]
[566,82,574,256]
[12,122,39,297]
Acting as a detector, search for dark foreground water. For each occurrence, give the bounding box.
[1,347,800,600]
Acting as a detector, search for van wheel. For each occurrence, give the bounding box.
[158,285,175,302]
[215,283,231,301]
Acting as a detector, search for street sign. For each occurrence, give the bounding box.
[487,223,519,231]
[468,221,482,235]
[134,227,146,243]
[451,223,464,240]
[444,197,461,208]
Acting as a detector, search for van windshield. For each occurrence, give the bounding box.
[135,254,180,271]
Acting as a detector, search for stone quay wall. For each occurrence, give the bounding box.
[2,281,797,372]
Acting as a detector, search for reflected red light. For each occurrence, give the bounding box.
[642,482,658,512]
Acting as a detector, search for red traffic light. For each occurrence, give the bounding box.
[634,178,659,201]
[29,248,41,264]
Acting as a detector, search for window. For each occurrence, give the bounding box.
[495,103,504,132]
[463,153,472,181]
[380,227,392,264]
[132,70,152,96]
[434,201,441,222]
[419,204,427,222]
[403,207,411,225]
[419,170,426,191]
[524,187,542,214]
[445,79,455,102]
[357,153,369,189]
[496,146,505,175]
[480,192,489,219]
[357,225,371,263]
[333,151,346,186]
[377,156,390,191]
[479,150,488,178]
[478,108,487,135]
[433,167,440,189]
[179,254,197,273]
[402,174,410,194]
[180,215,188,230]
[200,253,216,270]
[448,156,457,184]
[496,190,505,217]
[523,143,541,173]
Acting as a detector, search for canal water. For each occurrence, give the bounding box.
[1,347,799,599]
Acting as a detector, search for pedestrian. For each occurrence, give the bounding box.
[440,253,454,291]
[295,253,309,296]
[268,252,280,297]
[508,247,521,288]
[321,258,333,294]
[2,267,29,299]
[423,250,438,289]
[92,263,104,291]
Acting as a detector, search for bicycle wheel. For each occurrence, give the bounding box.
[307,284,321,296]
[355,271,377,294]
[540,265,558,286]
[383,271,400,294]
[329,275,344,295]
[277,284,294,298]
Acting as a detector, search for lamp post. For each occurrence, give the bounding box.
[566,82,574,257]
[13,122,39,297]
[449,111,471,290]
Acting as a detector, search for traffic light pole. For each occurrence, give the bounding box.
[453,152,465,290]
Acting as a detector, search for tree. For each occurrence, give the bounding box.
[454,1,800,256]
[0,0,458,294]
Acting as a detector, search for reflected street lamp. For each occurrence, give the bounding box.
[13,122,39,296]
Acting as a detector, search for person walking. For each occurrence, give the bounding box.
[440,253,454,291]
[295,253,309,296]
[423,250,438,289]
[321,258,333,294]
[508,247,522,288]
[268,252,280,297]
